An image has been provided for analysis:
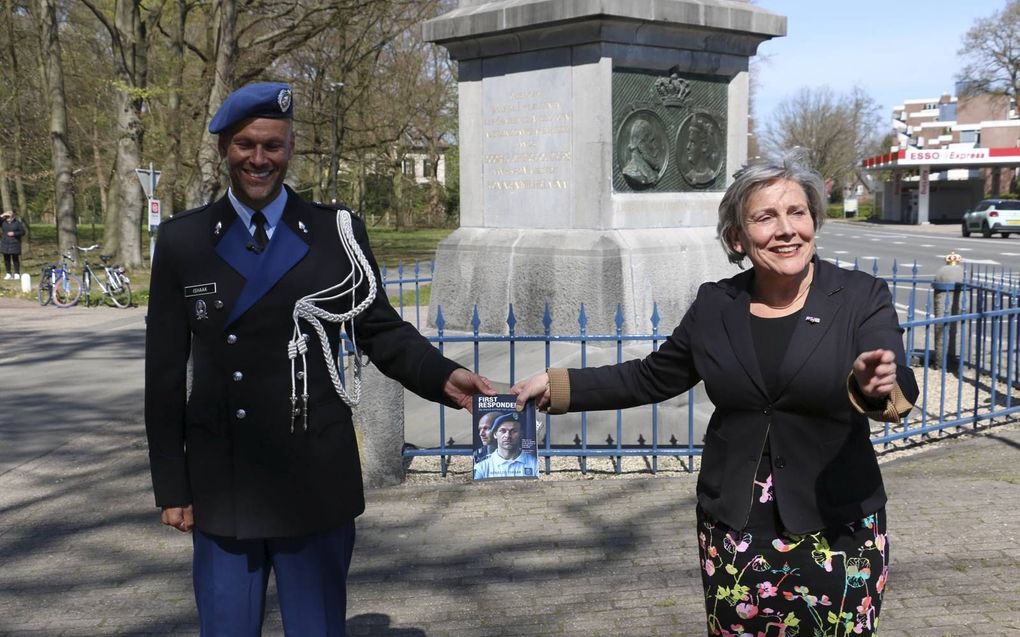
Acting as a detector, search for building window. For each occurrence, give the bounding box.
[960,130,978,144]
[403,158,415,176]
[423,159,433,178]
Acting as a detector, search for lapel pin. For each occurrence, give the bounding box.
[805,315,821,324]
[298,220,308,234]
[195,299,209,320]
[213,221,222,236]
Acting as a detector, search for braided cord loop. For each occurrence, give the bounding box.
[287,209,378,430]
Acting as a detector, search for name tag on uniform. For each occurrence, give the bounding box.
[185,283,217,297]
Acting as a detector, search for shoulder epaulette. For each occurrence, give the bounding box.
[161,202,211,224]
[311,200,361,220]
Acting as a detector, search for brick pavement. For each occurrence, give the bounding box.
[0,413,1017,636]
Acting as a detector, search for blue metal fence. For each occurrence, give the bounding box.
[383,259,1020,475]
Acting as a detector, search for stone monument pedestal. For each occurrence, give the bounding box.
[424,0,785,334]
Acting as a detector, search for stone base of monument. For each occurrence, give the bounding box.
[353,364,405,488]
[428,227,739,335]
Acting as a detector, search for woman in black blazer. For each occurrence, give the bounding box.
[513,156,918,636]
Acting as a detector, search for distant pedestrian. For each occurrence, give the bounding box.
[1,210,25,280]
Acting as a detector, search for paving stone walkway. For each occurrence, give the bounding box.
[0,415,1017,636]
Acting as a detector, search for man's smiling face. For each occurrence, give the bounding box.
[220,117,294,210]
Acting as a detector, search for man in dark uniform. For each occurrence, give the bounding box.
[144,82,493,636]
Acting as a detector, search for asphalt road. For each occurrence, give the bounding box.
[818,219,1020,273]
[0,302,146,476]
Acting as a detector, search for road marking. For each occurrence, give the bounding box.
[920,244,935,248]
[0,356,20,365]
[832,250,848,254]
[1001,252,1020,256]
[892,241,905,245]
[959,259,1001,265]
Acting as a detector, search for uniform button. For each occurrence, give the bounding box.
[775,457,786,469]
[236,409,247,419]
[763,406,771,415]
[232,371,243,382]
[214,300,224,310]
[227,334,238,344]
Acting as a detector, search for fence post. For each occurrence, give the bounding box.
[932,252,964,369]
[353,363,406,487]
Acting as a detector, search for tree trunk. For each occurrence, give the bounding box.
[197,0,236,206]
[114,86,145,266]
[105,172,120,254]
[0,145,11,213]
[163,0,188,217]
[391,150,404,230]
[4,0,27,219]
[91,110,109,220]
[39,0,77,259]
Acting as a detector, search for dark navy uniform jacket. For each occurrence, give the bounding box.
[556,257,919,534]
[144,186,461,539]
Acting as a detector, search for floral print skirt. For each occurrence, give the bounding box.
[696,458,889,637]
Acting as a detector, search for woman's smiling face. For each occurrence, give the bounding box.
[730,178,816,280]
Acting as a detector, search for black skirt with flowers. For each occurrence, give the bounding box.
[696,457,889,637]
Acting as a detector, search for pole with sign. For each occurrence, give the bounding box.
[136,162,162,263]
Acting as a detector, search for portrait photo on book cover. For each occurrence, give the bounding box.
[472,394,538,481]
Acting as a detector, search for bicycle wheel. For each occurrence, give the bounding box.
[105,277,132,308]
[81,268,93,307]
[52,271,83,307]
[37,273,52,306]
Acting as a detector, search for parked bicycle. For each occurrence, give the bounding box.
[37,253,82,308]
[77,244,132,308]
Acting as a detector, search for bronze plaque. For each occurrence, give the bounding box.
[612,69,728,193]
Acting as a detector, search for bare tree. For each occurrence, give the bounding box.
[957,1,1020,99]
[81,0,165,267]
[38,0,76,256]
[2,0,29,217]
[760,85,884,193]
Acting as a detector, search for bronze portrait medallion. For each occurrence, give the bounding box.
[676,111,723,188]
[616,110,669,190]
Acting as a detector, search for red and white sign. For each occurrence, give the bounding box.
[148,198,161,227]
[864,146,1020,169]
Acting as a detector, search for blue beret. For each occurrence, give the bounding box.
[208,82,293,134]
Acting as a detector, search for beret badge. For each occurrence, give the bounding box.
[278,89,292,113]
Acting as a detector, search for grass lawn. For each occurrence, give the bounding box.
[0,223,453,306]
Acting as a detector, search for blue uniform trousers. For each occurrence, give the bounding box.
[192,523,355,636]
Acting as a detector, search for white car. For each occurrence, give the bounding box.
[962,199,1020,238]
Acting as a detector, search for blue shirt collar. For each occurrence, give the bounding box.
[228,187,288,235]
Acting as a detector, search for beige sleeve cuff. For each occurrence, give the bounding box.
[846,372,913,422]
[546,368,571,415]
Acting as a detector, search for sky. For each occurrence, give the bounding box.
[753,0,1009,136]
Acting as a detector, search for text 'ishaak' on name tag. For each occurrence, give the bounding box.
[185,283,217,297]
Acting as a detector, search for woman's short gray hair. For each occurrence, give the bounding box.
[716,153,826,266]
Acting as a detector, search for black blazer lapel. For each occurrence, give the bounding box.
[719,273,769,399]
[773,259,843,398]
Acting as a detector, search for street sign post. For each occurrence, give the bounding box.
[135,163,161,199]
[148,198,161,230]
[137,162,162,263]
